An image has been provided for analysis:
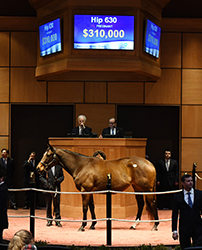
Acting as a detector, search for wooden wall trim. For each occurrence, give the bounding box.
[162,18,202,32]
[0,17,37,31]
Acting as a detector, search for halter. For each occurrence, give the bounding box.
[40,148,57,171]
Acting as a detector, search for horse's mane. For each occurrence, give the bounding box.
[60,148,92,158]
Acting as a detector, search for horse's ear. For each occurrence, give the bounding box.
[46,142,54,151]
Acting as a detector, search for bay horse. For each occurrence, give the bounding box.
[37,144,159,231]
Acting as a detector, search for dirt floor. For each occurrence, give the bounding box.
[3,208,179,247]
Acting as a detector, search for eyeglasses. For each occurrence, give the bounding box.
[109,122,116,124]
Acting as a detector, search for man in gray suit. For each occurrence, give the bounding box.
[172,174,202,249]
[40,164,64,227]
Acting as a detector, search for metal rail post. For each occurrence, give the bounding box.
[106,173,112,246]
[30,186,35,238]
[192,162,197,189]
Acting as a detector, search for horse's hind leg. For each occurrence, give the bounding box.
[89,194,97,230]
[130,194,144,230]
[146,194,159,231]
[78,194,90,232]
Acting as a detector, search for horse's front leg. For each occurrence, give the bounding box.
[130,194,144,230]
[89,194,97,230]
[78,194,90,232]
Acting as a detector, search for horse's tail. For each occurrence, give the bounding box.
[145,174,159,226]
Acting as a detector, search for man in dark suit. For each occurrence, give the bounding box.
[0,169,9,243]
[100,117,124,138]
[40,164,64,227]
[23,151,40,209]
[172,174,202,249]
[0,148,17,210]
[156,150,179,209]
[71,114,92,137]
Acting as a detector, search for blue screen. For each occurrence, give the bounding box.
[74,15,134,50]
[39,18,62,57]
[144,19,161,58]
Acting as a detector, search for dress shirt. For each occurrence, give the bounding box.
[110,128,116,135]
[165,159,170,171]
[183,188,194,205]
[51,166,55,176]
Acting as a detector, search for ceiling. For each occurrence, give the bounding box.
[0,0,202,18]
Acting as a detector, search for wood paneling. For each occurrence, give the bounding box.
[0,17,37,31]
[182,69,202,104]
[75,104,115,136]
[160,33,181,68]
[11,32,37,66]
[182,139,202,172]
[182,106,202,137]
[145,69,181,104]
[0,104,9,135]
[0,68,9,103]
[183,33,202,69]
[108,82,144,104]
[0,32,9,66]
[48,82,84,103]
[85,82,106,103]
[10,68,46,102]
[0,137,9,151]
[162,18,202,32]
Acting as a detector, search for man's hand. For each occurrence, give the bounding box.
[172,232,178,240]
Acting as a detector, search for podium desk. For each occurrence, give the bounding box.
[49,137,147,219]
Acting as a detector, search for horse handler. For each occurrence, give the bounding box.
[39,164,64,227]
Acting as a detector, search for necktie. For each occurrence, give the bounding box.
[166,160,169,171]
[187,192,193,208]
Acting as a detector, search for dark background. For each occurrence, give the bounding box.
[11,104,73,207]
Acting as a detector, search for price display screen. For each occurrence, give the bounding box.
[144,19,161,58]
[74,15,134,50]
[39,18,62,57]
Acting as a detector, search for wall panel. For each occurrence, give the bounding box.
[0,104,9,135]
[182,139,202,171]
[0,32,9,66]
[75,104,115,136]
[160,33,181,68]
[11,31,37,66]
[48,82,84,103]
[0,137,9,151]
[183,33,202,69]
[145,69,181,104]
[108,82,144,104]
[0,68,9,102]
[85,82,106,103]
[182,106,202,137]
[10,68,46,102]
[182,69,202,104]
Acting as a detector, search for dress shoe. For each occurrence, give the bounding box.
[46,221,52,227]
[23,206,29,209]
[11,205,18,210]
[55,221,62,227]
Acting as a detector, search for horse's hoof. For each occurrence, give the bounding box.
[151,225,158,231]
[130,226,136,230]
[78,227,85,232]
[130,219,140,230]
[89,225,95,230]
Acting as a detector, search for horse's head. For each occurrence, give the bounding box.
[36,143,58,173]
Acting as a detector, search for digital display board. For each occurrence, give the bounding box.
[144,19,161,58]
[74,15,134,50]
[39,18,62,57]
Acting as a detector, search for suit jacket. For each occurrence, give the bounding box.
[72,126,92,137]
[23,159,40,185]
[156,158,179,187]
[0,182,9,230]
[0,157,15,186]
[40,165,64,192]
[172,189,202,236]
[102,126,124,138]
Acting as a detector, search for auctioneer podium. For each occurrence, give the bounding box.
[48,137,147,219]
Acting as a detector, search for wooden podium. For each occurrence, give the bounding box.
[49,137,147,219]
